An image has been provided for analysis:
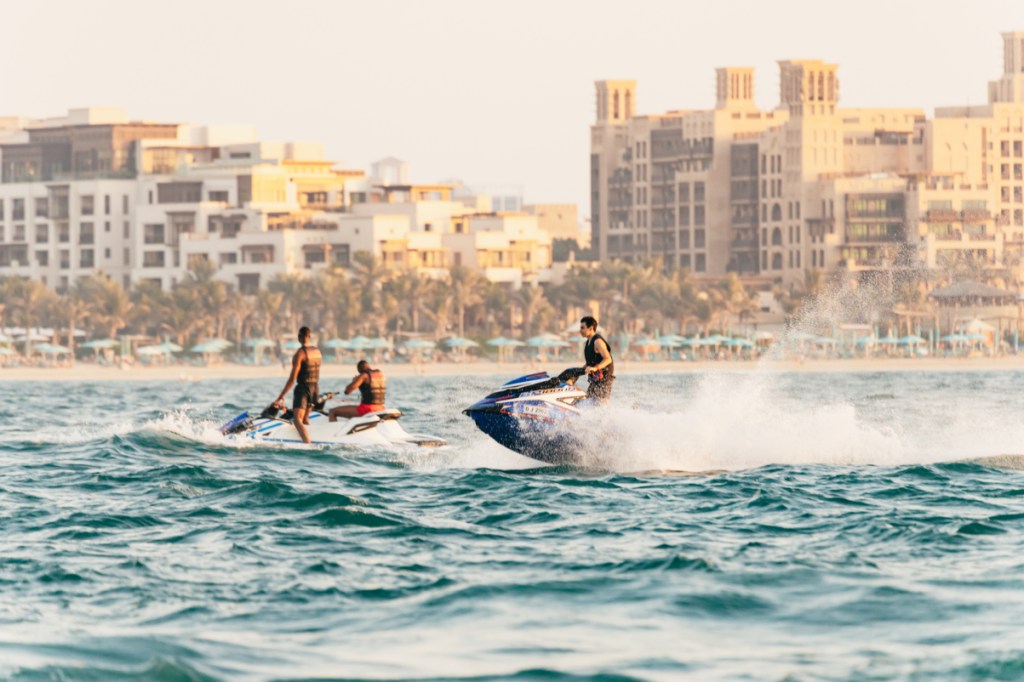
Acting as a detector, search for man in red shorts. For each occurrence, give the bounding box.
[328,360,387,421]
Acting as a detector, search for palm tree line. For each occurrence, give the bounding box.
[0,254,796,354]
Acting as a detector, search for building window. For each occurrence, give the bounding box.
[35,197,48,218]
[695,229,706,248]
[13,224,25,242]
[695,253,706,272]
[772,253,783,270]
[104,195,111,215]
[219,252,238,265]
[694,206,705,226]
[81,195,94,215]
[57,223,70,243]
[35,225,48,243]
[123,195,130,213]
[60,250,70,269]
[105,248,111,259]
[694,182,705,202]
[144,224,165,244]
[80,249,94,268]
[679,230,690,248]
[209,190,229,203]
[681,254,691,269]
[12,198,24,221]
[79,222,94,244]
[124,248,130,265]
[36,250,48,266]
[143,251,165,268]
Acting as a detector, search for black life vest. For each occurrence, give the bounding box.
[584,333,614,378]
[297,346,320,387]
[358,369,386,405]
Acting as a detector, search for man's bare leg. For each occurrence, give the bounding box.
[293,407,311,444]
[329,405,361,422]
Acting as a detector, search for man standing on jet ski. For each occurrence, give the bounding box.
[273,326,322,444]
[580,316,614,404]
[328,360,387,421]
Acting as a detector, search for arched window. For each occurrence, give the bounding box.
[771,253,783,270]
[624,90,632,118]
[613,91,620,119]
[771,227,783,246]
[771,204,782,221]
[818,73,825,101]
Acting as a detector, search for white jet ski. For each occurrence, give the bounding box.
[219,393,446,447]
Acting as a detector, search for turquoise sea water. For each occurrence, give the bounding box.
[3,370,1024,681]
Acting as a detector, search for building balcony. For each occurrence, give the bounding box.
[923,209,961,222]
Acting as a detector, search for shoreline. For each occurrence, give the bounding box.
[2,356,1024,382]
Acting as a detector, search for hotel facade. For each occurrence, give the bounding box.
[590,32,1024,286]
[0,110,556,293]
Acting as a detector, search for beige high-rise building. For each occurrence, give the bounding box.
[590,32,1024,286]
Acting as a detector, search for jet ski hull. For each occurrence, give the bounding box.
[465,410,583,464]
[464,371,587,464]
[221,408,446,448]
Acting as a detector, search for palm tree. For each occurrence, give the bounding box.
[449,266,484,338]
[423,287,453,340]
[268,272,308,334]
[7,279,56,356]
[513,284,554,338]
[58,280,91,359]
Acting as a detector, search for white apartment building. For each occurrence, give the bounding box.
[0,110,558,292]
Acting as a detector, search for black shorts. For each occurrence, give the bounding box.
[293,384,318,411]
[586,376,614,405]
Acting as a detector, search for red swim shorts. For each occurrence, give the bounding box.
[357,404,385,416]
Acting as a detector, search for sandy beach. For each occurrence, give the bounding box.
[3,355,1024,382]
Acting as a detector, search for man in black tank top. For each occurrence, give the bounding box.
[274,326,322,444]
[580,316,614,404]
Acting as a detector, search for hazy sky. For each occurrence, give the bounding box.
[4,0,1024,216]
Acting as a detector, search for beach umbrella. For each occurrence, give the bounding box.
[404,338,437,349]
[725,338,754,348]
[136,344,171,356]
[81,339,118,349]
[678,337,700,346]
[658,337,683,348]
[897,335,927,345]
[877,336,900,345]
[346,336,373,350]
[282,340,302,351]
[444,337,479,348]
[321,338,348,349]
[244,338,276,349]
[487,336,525,347]
[940,334,967,343]
[855,336,877,346]
[33,343,70,354]
[964,333,987,343]
[526,335,569,348]
[159,341,183,352]
[0,347,13,356]
[191,340,229,353]
[368,337,392,350]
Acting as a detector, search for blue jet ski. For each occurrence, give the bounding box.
[463,369,589,464]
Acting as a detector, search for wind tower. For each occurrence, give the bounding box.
[990,31,1024,103]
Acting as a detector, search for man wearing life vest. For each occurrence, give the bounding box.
[329,360,387,421]
[273,326,322,444]
[580,316,614,405]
